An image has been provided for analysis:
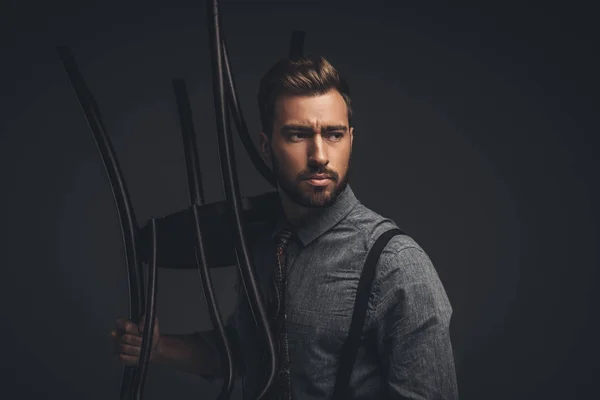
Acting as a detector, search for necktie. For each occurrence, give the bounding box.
[267,229,293,400]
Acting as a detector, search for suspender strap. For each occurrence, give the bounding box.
[331,228,404,400]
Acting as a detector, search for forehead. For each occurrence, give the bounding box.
[273,89,349,127]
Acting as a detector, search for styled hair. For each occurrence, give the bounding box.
[258,55,353,138]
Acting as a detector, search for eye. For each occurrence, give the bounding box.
[289,133,308,141]
[328,132,344,141]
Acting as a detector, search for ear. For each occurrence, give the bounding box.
[259,131,272,167]
[350,126,354,147]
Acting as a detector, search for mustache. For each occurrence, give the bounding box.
[299,169,339,181]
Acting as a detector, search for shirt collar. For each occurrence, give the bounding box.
[270,184,359,247]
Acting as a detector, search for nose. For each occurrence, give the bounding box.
[307,135,329,169]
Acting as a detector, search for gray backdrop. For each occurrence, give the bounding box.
[1,1,597,399]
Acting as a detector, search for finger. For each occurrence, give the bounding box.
[117,353,139,366]
[115,318,130,335]
[118,343,141,357]
[110,330,126,347]
[116,318,141,335]
[124,321,140,335]
[121,333,143,347]
[115,318,125,334]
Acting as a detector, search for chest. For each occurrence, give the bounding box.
[266,235,368,311]
[235,236,382,395]
[247,236,372,342]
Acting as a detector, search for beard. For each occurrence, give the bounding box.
[270,147,352,209]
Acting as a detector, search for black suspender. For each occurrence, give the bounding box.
[331,228,404,400]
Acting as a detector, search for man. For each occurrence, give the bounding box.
[112,56,459,399]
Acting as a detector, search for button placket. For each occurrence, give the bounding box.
[268,229,294,400]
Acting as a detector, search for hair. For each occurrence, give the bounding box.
[258,55,353,139]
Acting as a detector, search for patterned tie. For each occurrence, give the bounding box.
[267,228,293,400]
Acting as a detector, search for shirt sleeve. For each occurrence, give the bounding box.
[373,243,459,399]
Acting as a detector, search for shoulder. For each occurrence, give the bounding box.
[343,201,420,256]
[342,201,438,282]
[346,202,451,320]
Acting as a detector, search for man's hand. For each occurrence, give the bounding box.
[111,315,161,366]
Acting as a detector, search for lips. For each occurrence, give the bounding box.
[305,175,333,187]
[305,174,332,180]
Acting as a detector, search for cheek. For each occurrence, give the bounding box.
[333,147,352,170]
[276,144,303,163]
[274,150,304,176]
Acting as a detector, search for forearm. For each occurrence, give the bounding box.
[154,332,218,378]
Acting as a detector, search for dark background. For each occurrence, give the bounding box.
[1,0,597,399]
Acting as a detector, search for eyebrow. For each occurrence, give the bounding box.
[280,124,348,134]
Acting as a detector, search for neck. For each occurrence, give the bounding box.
[278,190,319,226]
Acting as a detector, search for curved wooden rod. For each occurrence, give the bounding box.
[56,46,145,400]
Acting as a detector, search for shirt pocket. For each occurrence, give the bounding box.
[287,308,352,389]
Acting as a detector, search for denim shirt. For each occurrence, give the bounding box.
[203,185,458,399]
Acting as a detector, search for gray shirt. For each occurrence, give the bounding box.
[203,185,458,399]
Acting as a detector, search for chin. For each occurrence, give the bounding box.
[298,180,345,209]
[277,170,349,209]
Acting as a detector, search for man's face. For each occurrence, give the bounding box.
[260,89,354,208]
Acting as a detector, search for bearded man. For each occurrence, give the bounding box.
[113,55,459,400]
